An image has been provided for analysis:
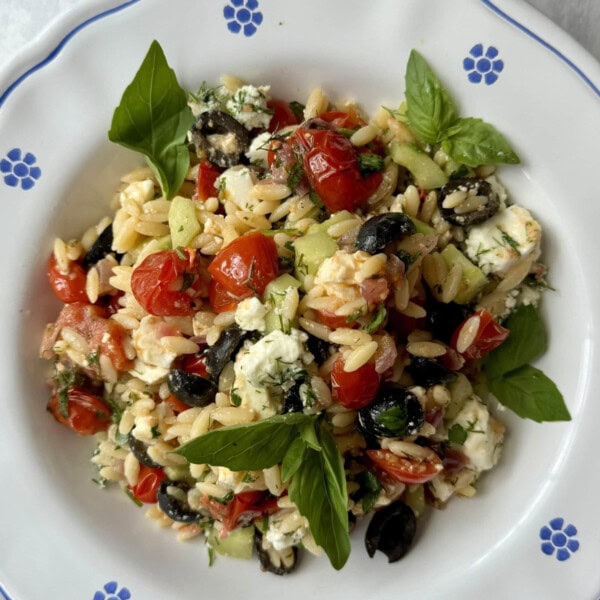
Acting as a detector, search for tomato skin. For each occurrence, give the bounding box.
[196,160,223,201]
[208,279,239,313]
[56,302,133,371]
[179,353,209,377]
[208,232,279,298]
[128,466,166,504]
[314,310,358,330]
[47,387,112,435]
[331,356,381,409]
[267,99,300,132]
[317,110,365,129]
[164,394,190,414]
[367,448,443,484]
[47,254,88,304]
[451,309,509,360]
[131,249,203,317]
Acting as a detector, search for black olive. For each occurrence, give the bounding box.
[254,531,298,575]
[282,380,304,414]
[128,433,161,468]
[405,356,457,388]
[438,177,499,227]
[365,501,416,562]
[425,300,471,344]
[82,224,122,267]
[358,383,424,438]
[157,480,206,524]
[167,369,217,407]
[355,213,417,255]
[305,333,331,365]
[191,110,250,168]
[204,324,249,380]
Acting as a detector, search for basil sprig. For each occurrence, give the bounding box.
[176,413,350,570]
[483,305,571,422]
[405,50,520,167]
[108,40,195,199]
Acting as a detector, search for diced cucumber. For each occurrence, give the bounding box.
[440,244,488,304]
[404,485,425,518]
[262,274,302,333]
[163,464,191,482]
[390,142,448,189]
[307,210,354,235]
[409,216,436,236]
[168,195,201,248]
[207,526,254,559]
[294,231,338,289]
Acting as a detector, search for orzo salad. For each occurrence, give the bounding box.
[40,41,570,573]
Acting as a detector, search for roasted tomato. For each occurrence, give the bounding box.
[208,279,239,313]
[196,160,223,201]
[451,309,509,360]
[317,110,365,129]
[314,309,358,330]
[47,253,88,304]
[267,99,300,132]
[47,386,112,435]
[367,448,443,484]
[331,356,381,409]
[131,249,205,317]
[128,465,166,504]
[208,232,278,298]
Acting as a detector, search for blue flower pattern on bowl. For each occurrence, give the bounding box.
[223,0,263,37]
[93,581,131,600]
[540,518,580,561]
[0,148,41,190]
[463,44,504,85]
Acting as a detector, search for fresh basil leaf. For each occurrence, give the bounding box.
[353,471,382,514]
[441,117,520,167]
[108,40,195,199]
[448,423,468,445]
[405,49,458,144]
[281,437,307,481]
[299,419,321,451]
[288,424,350,570]
[375,405,412,437]
[484,305,547,380]
[174,413,311,469]
[489,365,571,422]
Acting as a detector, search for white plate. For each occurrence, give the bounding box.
[1,1,599,598]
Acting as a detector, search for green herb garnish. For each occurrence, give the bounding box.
[448,423,468,445]
[357,152,384,175]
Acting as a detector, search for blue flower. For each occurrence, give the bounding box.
[93,581,131,600]
[463,44,504,85]
[0,148,42,190]
[223,0,263,37]
[539,518,580,562]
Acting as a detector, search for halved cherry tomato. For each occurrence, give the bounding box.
[128,465,166,504]
[367,448,443,484]
[47,253,88,304]
[179,353,209,377]
[267,99,300,132]
[164,394,191,415]
[208,232,278,298]
[317,110,365,129]
[314,310,358,330]
[330,356,381,409]
[208,279,239,313]
[131,249,204,317]
[196,160,223,201]
[56,302,133,371]
[451,309,509,360]
[47,386,112,435]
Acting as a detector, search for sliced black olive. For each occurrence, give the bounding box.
[204,324,249,380]
[254,531,298,575]
[282,380,304,414]
[82,224,122,267]
[425,299,471,344]
[157,480,206,524]
[405,356,457,388]
[438,177,499,227]
[128,433,161,468]
[355,213,417,255]
[358,383,424,438]
[365,501,416,562]
[305,333,331,365]
[191,110,250,168]
[167,369,217,407]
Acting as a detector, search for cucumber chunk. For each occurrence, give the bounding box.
[168,196,201,248]
[390,142,448,189]
[294,231,338,289]
[263,274,302,333]
[207,526,254,559]
[440,244,488,304]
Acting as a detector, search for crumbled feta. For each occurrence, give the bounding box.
[245,131,272,166]
[485,175,508,209]
[464,205,541,275]
[235,297,267,332]
[225,85,272,130]
[450,397,504,472]
[315,250,378,286]
[119,179,155,207]
[129,359,169,385]
[129,316,177,383]
[265,510,308,551]
[216,165,257,209]
[188,84,223,117]
[212,466,265,494]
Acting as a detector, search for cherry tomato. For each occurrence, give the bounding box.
[208,232,278,298]
[451,309,509,360]
[330,356,381,409]
[317,110,365,129]
[208,279,239,313]
[222,491,279,533]
[196,160,223,201]
[131,249,204,317]
[314,310,358,330]
[128,465,166,504]
[47,254,88,304]
[367,448,443,484]
[164,394,190,414]
[47,386,112,435]
[179,353,209,377]
[300,128,382,212]
[56,302,133,371]
[267,99,300,132]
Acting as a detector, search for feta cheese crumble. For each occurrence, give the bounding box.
[235,297,267,332]
[225,85,272,131]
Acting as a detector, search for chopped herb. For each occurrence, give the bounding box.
[231,388,242,407]
[151,425,161,438]
[287,161,304,192]
[357,152,384,176]
[295,253,308,277]
[289,101,305,121]
[212,491,234,505]
[497,228,521,255]
[448,423,468,445]
[396,249,416,269]
[449,164,471,179]
[524,274,556,291]
[308,190,324,210]
[346,308,364,324]
[338,127,356,138]
[86,350,101,368]
[365,304,386,334]
[352,471,383,514]
[124,487,143,507]
[207,546,216,567]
